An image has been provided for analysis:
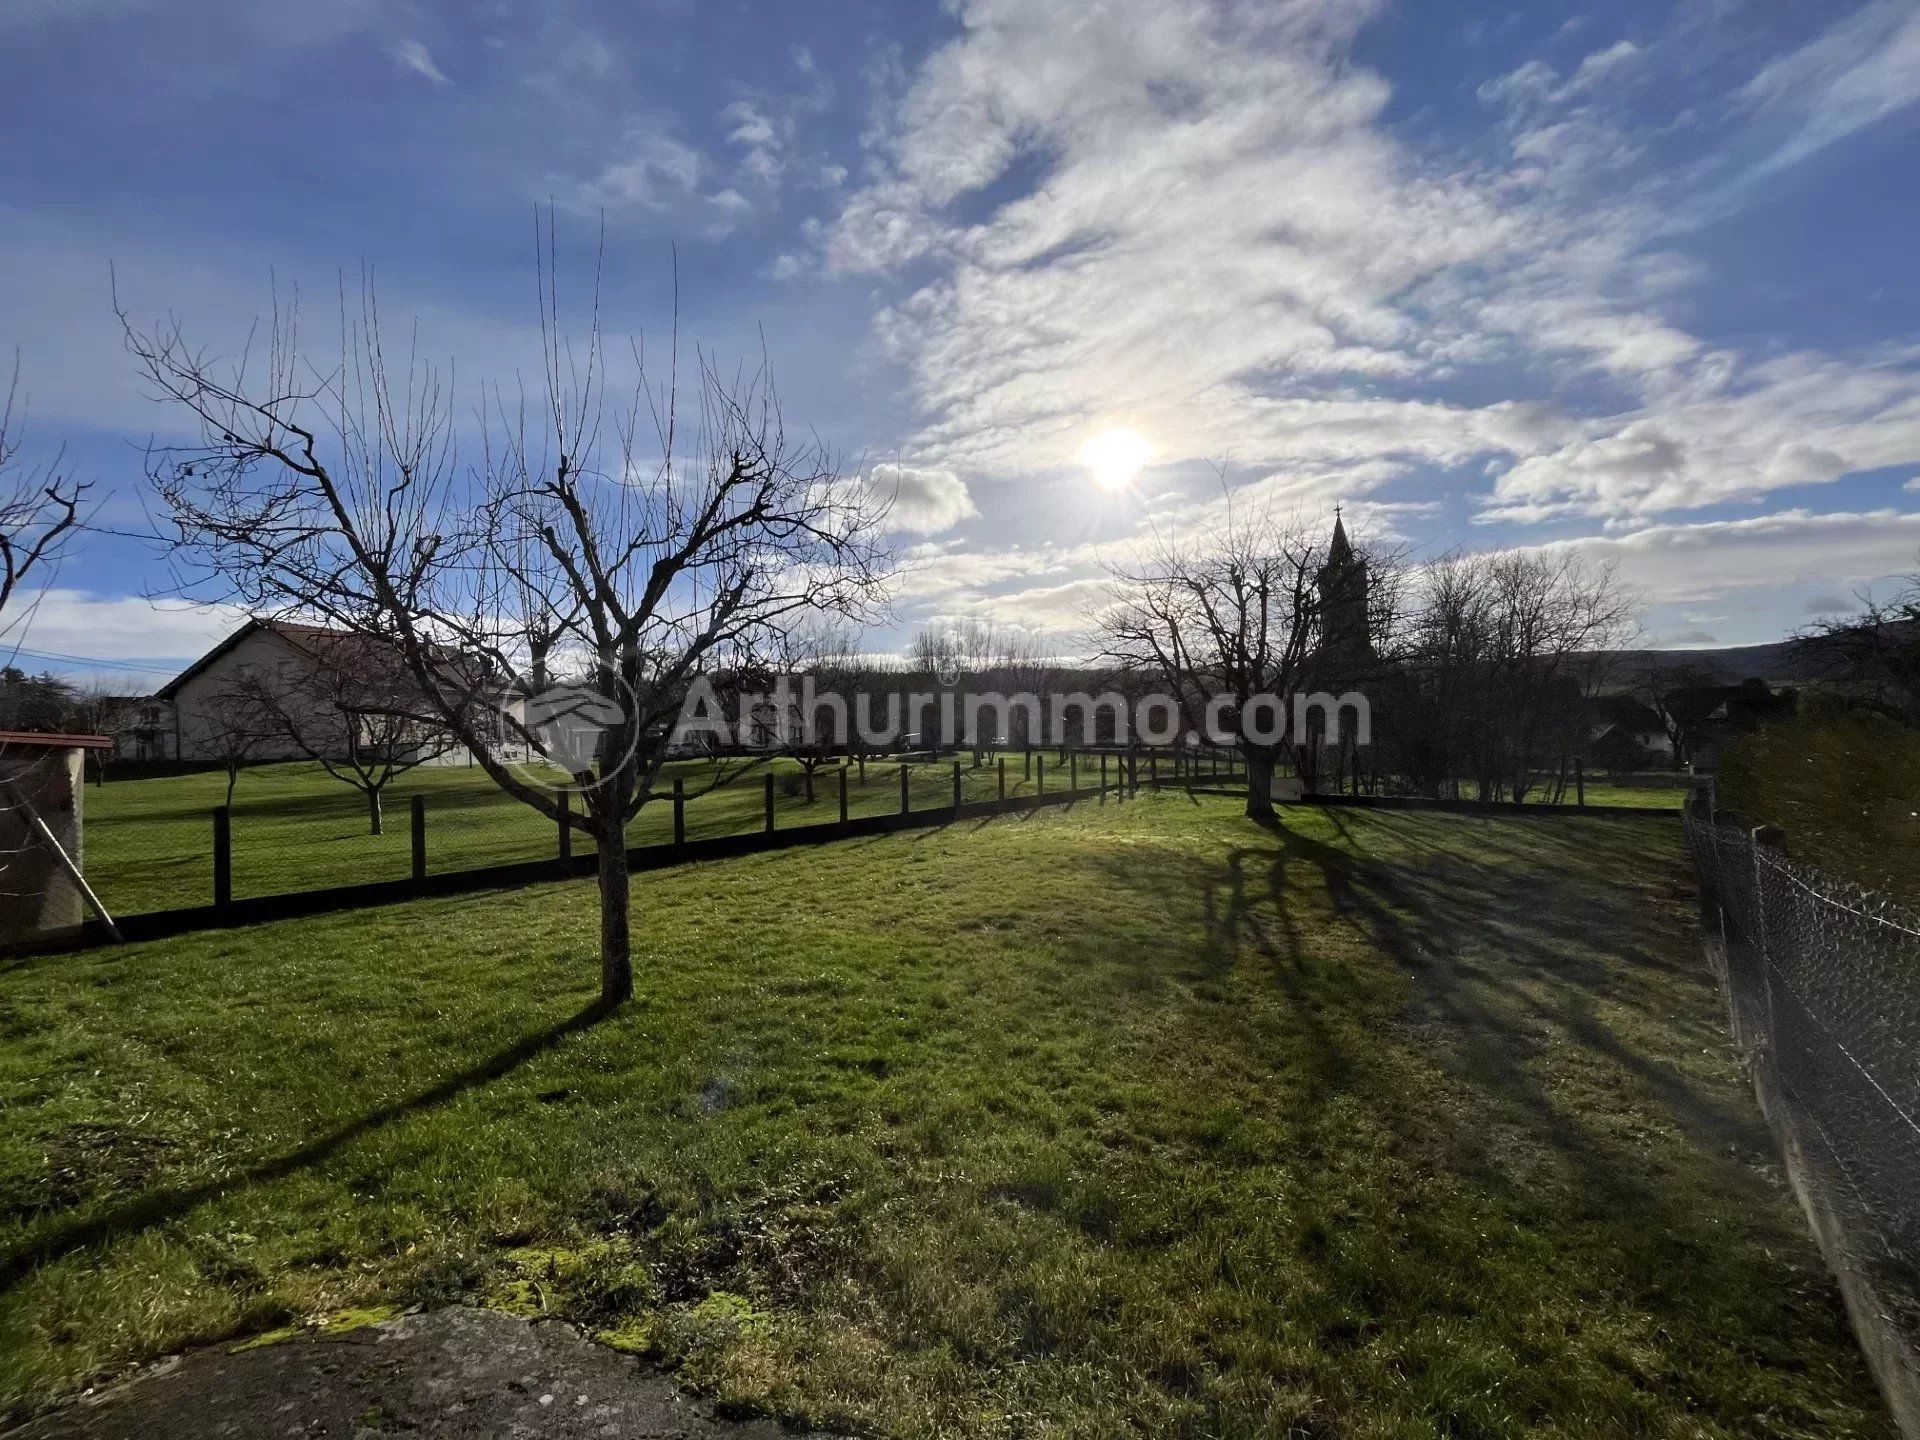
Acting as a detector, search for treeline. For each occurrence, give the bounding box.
[0,667,143,736]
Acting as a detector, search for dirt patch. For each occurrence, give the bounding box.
[4,1306,834,1439]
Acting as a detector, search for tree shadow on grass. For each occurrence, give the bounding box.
[1254,815,1760,1164]
[1090,809,1781,1288]
[0,998,616,1297]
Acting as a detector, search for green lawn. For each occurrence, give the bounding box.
[82,757,1689,921]
[83,754,1045,917]
[3,795,1889,1437]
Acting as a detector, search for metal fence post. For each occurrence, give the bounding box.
[839,766,850,827]
[411,793,427,886]
[998,755,1006,805]
[1150,752,1158,788]
[900,763,911,814]
[1024,748,1032,781]
[1036,755,1045,795]
[764,772,776,834]
[1099,752,1108,803]
[1749,823,1787,1052]
[1070,751,1079,794]
[212,805,231,910]
[673,777,686,847]
[1575,760,1586,808]
[952,759,962,810]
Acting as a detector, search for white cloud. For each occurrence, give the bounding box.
[822,0,1563,484]
[566,129,705,211]
[866,463,978,534]
[1485,348,1920,519]
[1737,0,1920,183]
[1480,40,1642,115]
[721,100,777,149]
[6,590,246,686]
[392,38,449,86]
[1539,509,1920,604]
[803,0,1920,527]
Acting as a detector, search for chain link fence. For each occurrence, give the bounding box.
[1684,790,1920,1430]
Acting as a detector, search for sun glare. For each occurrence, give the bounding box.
[1081,427,1152,492]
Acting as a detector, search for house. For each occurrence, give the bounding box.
[1587,694,1674,770]
[1662,679,1797,769]
[158,619,475,765]
[104,696,177,762]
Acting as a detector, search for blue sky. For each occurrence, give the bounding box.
[5,0,1920,687]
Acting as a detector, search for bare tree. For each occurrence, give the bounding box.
[1798,568,1920,725]
[907,617,1053,757]
[194,682,273,807]
[123,225,892,1005]
[0,354,85,657]
[221,629,454,831]
[1630,660,1725,769]
[1096,508,1335,823]
[1383,550,1634,801]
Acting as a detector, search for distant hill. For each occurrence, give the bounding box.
[1604,639,1819,685]
[1593,620,1917,688]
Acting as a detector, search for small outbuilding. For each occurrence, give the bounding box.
[0,731,116,947]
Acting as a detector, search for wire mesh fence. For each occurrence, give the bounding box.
[1683,790,1920,1418]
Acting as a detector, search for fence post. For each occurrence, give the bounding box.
[1150,752,1159,789]
[1070,751,1079,795]
[1749,823,1787,1046]
[212,805,232,910]
[1129,750,1139,798]
[764,772,776,834]
[1575,760,1586,808]
[953,760,963,810]
[1024,748,1032,781]
[673,777,686,847]
[998,755,1006,806]
[558,790,572,865]
[859,753,867,786]
[900,763,911,815]
[839,766,849,827]
[411,793,427,887]
[1099,752,1108,803]
[1036,755,1045,795]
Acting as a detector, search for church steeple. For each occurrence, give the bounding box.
[1316,505,1370,666]
[1328,504,1353,567]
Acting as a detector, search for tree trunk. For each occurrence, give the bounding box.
[367,787,383,835]
[1244,749,1277,823]
[596,827,633,1005]
[225,767,239,808]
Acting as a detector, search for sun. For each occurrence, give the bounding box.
[1081,427,1152,492]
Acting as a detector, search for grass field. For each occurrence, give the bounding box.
[82,755,1690,920]
[1,794,1889,1437]
[83,755,1038,916]
[1718,716,1920,908]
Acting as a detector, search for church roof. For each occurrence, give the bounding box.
[1327,511,1354,566]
